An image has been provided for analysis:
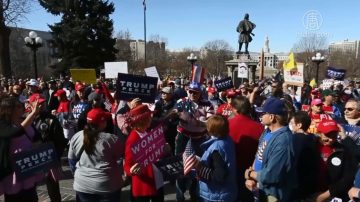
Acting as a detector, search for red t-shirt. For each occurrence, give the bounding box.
[228,114,264,173]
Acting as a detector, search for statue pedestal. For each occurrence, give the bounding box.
[225,54,258,87]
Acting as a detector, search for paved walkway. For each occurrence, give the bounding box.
[1,157,189,202]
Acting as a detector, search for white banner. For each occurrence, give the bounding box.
[284,63,304,87]
[104,62,128,78]
[144,66,160,81]
[237,62,248,78]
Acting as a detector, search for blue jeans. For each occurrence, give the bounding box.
[76,189,121,202]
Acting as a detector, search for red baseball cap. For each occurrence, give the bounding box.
[87,108,111,124]
[208,87,216,94]
[28,93,46,104]
[317,119,339,135]
[226,89,236,98]
[54,89,66,97]
[75,83,85,91]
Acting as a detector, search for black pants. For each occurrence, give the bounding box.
[4,187,38,202]
[133,188,164,202]
[46,174,62,202]
[76,189,121,202]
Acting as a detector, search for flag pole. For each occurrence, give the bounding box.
[143,0,147,68]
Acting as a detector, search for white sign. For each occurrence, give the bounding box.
[144,66,160,82]
[284,63,304,87]
[104,62,128,78]
[237,63,248,78]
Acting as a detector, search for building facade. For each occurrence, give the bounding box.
[129,40,166,61]
[9,27,57,78]
[329,39,360,58]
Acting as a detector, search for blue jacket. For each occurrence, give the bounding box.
[199,136,238,202]
[257,126,297,201]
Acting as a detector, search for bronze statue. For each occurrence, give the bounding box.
[236,13,256,54]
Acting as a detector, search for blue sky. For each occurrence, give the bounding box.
[20,0,360,53]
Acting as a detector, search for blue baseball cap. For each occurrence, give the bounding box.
[256,97,287,116]
[189,82,201,92]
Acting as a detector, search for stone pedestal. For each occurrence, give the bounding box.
[225,53,258,87]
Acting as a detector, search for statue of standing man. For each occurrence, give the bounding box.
[236,13,256,54]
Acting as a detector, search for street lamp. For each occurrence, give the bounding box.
[24,31,42,79]
[187,53,197,78]
[311,52,325,85]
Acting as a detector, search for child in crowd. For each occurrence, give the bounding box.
[195,115,238,202]
[124,104,164,202]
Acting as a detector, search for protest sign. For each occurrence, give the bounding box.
[131,124,166,167]
[116,73,158,103]
[104,62,128,79]
[155,155,183,181]
[70,69,97,84]
[214,77,234,92]
[144,66,161,82]
[283,63,304,87]
[12,144,59,180]
[237,62,248,78]
[342,124,360,145]
[326,67,346,80]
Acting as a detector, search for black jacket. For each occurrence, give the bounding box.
[326,143,358,201]
[33,112,67,159]
[0,120,26,179]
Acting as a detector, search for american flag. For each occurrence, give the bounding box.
[183,140,196,175]
[104,97,112,112]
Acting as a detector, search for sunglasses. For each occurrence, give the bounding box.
[345,108,355,112]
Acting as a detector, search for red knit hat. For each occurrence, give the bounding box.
[128,104,153,123]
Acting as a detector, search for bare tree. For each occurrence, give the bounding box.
[149,34,168,46]
[0,0,33,77]
[292,33,328,81]
[116,29,132,40]
[200,40,233,76]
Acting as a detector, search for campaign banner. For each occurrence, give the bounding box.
[70,69,97,84]
[326,67,346,80]
[131,124,166,167]
[283,63,304,87]
[104,62,128,79]
[154,155,184,181]
[237,62,248,78]
[214,77,234,92]
[342,124,360,145]
[116,73,158,103]
[11,144,59,181]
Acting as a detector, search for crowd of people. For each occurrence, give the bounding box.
[0,74,360,202]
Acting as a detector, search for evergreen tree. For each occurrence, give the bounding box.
[39,0,117,73]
